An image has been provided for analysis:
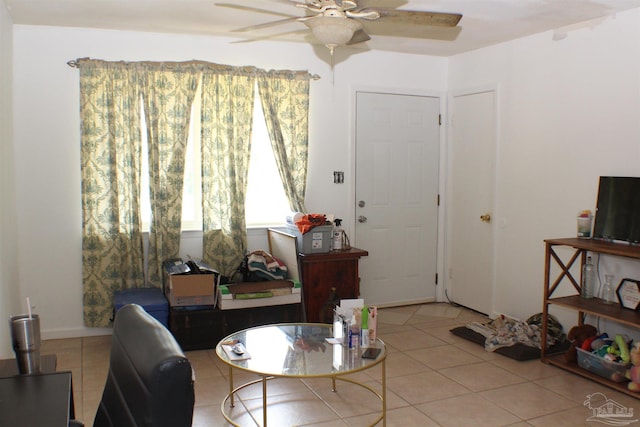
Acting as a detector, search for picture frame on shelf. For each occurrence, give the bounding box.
[616,278,640,311]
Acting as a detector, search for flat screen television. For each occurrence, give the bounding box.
[593,176,640,244]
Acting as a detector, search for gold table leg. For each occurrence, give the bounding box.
[382,358,386,427]
[228,366,235,407]
[262,375,268,427]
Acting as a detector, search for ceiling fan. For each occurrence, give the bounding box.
[216,1,463,61]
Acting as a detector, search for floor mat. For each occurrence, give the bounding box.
[450,326,571,361]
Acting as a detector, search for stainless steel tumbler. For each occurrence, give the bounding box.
[10,314,41,374]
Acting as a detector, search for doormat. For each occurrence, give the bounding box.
[450,326,571,361]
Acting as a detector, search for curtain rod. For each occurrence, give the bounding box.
[66,59,321,80]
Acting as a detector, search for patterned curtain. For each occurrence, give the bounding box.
[200,66,256,277]
[79,59,144,327]
[257,71,310,212]
[78,58,315,325]
[141,64,200,287]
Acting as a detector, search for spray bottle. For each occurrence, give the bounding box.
[332,218,343,251]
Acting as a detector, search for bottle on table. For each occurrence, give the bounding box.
[349,314,360,350]
[361,305,370,348]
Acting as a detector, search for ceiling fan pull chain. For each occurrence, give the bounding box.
[328,44,336,84]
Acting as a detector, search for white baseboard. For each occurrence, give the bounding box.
[42,327,112,341]
[372,297,436,309]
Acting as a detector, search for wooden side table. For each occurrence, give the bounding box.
[298,247,368,323]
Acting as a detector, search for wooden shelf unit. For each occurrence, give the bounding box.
[542,237,640,398]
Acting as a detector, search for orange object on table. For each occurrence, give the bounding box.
[295,214,327,234]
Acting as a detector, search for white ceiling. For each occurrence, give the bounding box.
[5,0,640,56]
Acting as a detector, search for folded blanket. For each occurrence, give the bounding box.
[247,251,288,281]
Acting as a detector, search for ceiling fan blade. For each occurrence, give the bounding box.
[372,9,462,27]
[360,19,462,41]
[215,3,298,19]
[347,29,371,45]
[353,0,409,8]
[230,29,311,44]
[267,0,308,5]
[231,16,308,32]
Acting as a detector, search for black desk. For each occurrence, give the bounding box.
[0,371,73,427]
[0,354,57,377]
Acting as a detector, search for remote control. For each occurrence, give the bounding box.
[232,343,245,355]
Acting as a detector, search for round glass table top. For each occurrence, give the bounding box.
[215,323,386,378]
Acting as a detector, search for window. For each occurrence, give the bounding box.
[245,92,292,227]
[179,89,203,231]
[141,85,290,232]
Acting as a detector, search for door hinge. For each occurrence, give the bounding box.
[439,114,442,126]
[435,273,439,285]
[437,194,440,206]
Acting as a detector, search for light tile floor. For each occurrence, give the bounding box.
[41,303,640,426]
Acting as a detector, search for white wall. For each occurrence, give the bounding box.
[0,0,18,357]
[12,9,640,339]
[447,10,640,329]
[11,25,448,338]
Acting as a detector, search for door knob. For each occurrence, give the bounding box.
[358,215,367,223]
[480,213,491,223]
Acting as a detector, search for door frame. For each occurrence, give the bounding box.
[443,84,501,313]
[350,85,448,306]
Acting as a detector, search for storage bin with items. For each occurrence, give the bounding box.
[576,347,630,382]
[568,328,632,383]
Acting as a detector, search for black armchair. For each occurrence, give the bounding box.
[71,303,195,427]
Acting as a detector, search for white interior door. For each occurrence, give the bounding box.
[447,90,497,315]
[355,91,440,306]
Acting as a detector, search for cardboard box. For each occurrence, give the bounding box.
[267,228,300,281]
[286,224,332,254]
[217,280,302,310]
[163,259,220,307]
[168,274,215,297]
[167,292,216,307]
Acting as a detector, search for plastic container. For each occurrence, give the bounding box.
[114,288,169,327]
[286,224,332,254]
[576,347,629,382]
[577,210,592,238]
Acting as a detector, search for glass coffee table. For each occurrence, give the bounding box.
[215,323,387,427]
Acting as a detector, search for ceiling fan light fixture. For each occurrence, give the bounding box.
[304,15,362,48]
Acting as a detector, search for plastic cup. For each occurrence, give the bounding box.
[577,215,592,238]
[10,314,41,375]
